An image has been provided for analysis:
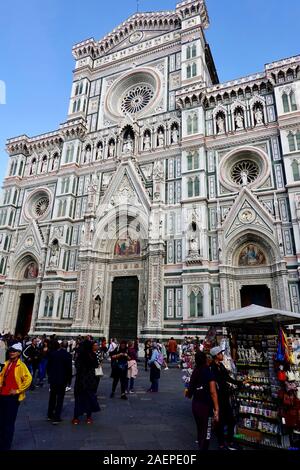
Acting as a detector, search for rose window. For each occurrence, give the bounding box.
[230,160,260,186]
[120,84,155,114]
[34,197,50,217]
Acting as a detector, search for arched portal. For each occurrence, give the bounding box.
[221,231,289,312]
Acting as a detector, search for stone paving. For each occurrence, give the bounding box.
[13,362,206,451]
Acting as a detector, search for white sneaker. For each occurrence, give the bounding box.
[164,367,169,370]
[65,386,71,392]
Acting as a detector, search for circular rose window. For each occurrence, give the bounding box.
[34,196,50,217]
[230,160,259,186]
[24,189,51,221]
[121,84,155,114]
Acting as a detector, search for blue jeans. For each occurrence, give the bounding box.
[170,353,177,363]
[38,359,48,383]
[127,377,134,391]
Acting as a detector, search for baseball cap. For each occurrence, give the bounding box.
[210,346,225,357]
[9,342,23,352]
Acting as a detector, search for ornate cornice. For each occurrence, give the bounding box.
[59,118,87,141]
[72,12,181,61]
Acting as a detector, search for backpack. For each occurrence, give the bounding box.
[157,352,164,365]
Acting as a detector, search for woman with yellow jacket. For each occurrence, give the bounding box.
[0,342,32,450]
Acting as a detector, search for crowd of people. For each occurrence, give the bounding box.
[0,332,241,452]
[0,333,179,450]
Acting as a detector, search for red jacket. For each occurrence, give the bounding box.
[168,340,177,353]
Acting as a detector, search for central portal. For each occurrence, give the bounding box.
[241,285,272,308]
[109,276,139,341]
[15,293,35,337]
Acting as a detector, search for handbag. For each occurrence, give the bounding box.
[95,366,104,377]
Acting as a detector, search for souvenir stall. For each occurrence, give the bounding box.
[196,305,300,450]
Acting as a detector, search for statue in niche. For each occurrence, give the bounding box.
[49,240,59,267]
[53,156,59,171]
[235,112,244,130]
[157,129,165,147]
[143,133,151,151]
[85,146,91,163]
[108,141,115,158]
[254,107,264,125]
[217,115,225,134]
[93,296,102,320]
[30,160,37,175]
[123,136,134,154]
[87,174,98,209]
[171,127,179,144]
[189,223,199,254]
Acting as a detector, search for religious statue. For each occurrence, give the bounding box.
[123,136,134,154]
[254,107,263,125]
[49,241,59,267]
[85,147,91,163]
[157,129,165,147]
[30,160,37,175]
[241,171,248,186]
[93,297,101,320]
[108,141,115,158]
[235,112,244,130]
[171,127,179,144]
[189,233,199,254]
[53,156,59,171]
[87,175,98,209]
[143,133,151,151]
[217,115,225,134]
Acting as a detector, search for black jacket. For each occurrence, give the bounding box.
[47,348,72,386]
[210,361,239,401]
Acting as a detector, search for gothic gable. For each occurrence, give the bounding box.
[97,160,151,221]
[14,220,45,261]
[222,188,276,240]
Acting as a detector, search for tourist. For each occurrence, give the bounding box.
[0,343,32,450]
[23,338,41,389]
[127,341,138,393]
[144,339,151,371]
[72,339,100,425]
[110,340,129,399]
[0,336,7,372]
[210,346,242,450]
[157,340,168,370]
[47,340,72,424]
[38,338,50,386]
[93,341,103,392]
[147,342,161,392]
[167,337,178,363]
[186,351,219,451]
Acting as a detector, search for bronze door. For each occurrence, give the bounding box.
[109,276,139,341]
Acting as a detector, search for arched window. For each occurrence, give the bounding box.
[192,44,197,58]
[62,200,67,217]
[186,46,191,60]
[192,113,198,133]
[41,155,47,173]
[49,296,54,317]
[189,290,203,317]
[44,296,49,317]
[282,93,290,113]
[8,211,14,226]
[186,65,191,79]
[290,91,297,111]
[192,63,197,77]
[13,190,18,205]
[18,161,24,176]
[72,100,77,113]
[188,179,193,198]
[288,132,296,152]
[187,115,193,135]
[0,257,4,274]
[292,160,300,181]
[4,236,9,251]
[194,177,200,196]
[79,82,83,95]
[187,154,193,171]
[296,131,300,150]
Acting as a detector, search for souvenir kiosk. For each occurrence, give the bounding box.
[197,305,300,450]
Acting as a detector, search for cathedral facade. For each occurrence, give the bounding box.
[1,0,300,340]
